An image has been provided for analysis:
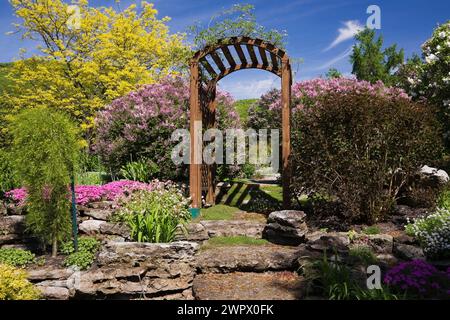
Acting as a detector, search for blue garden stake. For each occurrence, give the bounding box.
[189,208,200,219]
[70,175,78,252]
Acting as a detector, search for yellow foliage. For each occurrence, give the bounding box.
[0,264,41,300]
[3,0,190,135]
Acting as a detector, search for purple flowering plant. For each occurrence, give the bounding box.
[384,259,450,299]
[5,180,172,207]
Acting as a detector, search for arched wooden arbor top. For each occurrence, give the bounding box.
[189,37,292,209]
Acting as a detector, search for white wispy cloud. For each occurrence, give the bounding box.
[219,77,280,100]
[324,20,363,51]
[316,46,353,71]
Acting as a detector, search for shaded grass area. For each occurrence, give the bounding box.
[200,236,269,250]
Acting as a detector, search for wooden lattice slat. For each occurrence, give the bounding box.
[246,44,259,67]
[221,46,236,68]
[210,51,226,73]
[258,46,269,66]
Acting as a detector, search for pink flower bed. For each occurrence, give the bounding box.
[5,180,169,207]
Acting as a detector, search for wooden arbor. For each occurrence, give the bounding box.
[189,37,292,209]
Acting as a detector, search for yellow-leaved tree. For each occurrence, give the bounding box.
[3,0,189,141]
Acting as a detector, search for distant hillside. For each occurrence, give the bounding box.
[234,98,258,123]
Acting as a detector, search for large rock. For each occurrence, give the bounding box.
[175,223,209,242]
[193,272,304,300]
[75,241,198,298]
[196,245,301,273]
[99,222,130,238]
[307,232,350,253]
[419,165,449,186]
[263,210,308,245]
[37,284,70,300]
[354,234,394,254]
[78,220,105,235]
[200,220,264,238]
[28,266,75,282]
[81,208,112,221]
[393,243,425,260]
[0,215,26,245]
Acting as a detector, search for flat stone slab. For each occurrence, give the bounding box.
[193,272,304,300]
[199,220,265,238]
[195,245,301,273]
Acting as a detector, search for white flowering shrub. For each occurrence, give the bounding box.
[405,208,450,260]
[398,21,450,146]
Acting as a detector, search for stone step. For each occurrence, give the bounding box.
[193,272,304,300]
[195,245,303,273]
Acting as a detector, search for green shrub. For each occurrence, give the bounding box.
[362,226,381,235]
[437,188,450,210]
[291,88,442,224]
[304,252,397,300]
[63,251,95,270]
[60,237,100,255]
[0,264,41,300]
[0,248,35,267]
[0,149,18,195]
[10,108,80,257]
[405,208,450,259]
[120,158,160,182]
[61,237,100,270]
[349,246,378,265]
[114,187,191,243]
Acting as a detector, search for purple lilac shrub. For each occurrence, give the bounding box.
[384,260,450,299]
[247,78,410,130]
[93,76,240,179]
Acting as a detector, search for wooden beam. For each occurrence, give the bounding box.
[258,47,269,66]
[234,44,248,66]
[281,57,292,209]
[200,58,217,79]
[189,61,202,208]
[246,44,259,67]
[221,46,237,68]
[270,52,279,70]
[205,86,217,206]
[211,64,281,82]
[210,51,226,73]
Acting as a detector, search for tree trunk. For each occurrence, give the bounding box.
[52,236,58,257]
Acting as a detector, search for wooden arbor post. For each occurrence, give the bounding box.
[189,61,202,209]
[281,56,292,209]
[189,37,292,209]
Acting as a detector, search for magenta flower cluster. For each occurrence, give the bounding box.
[5,180,169,207]
[384,259,450,298]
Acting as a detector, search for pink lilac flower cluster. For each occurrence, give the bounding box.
[384,259,450,298]
[93,76,240,175]
[247,78,410,129]
[5,180,169,207]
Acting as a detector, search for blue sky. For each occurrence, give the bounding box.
[0,0,449,99]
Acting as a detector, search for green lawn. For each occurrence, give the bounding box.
[199,204,240,221]
[200,236,269,250]
[234,99,257,123]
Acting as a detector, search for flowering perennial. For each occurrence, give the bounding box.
[406,208,450,259]
[5,180,171,207]
[384,260,450,299]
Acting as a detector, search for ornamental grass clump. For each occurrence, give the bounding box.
[384,260,450,299]
[405,208,450,259]
[114,185,191,243]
